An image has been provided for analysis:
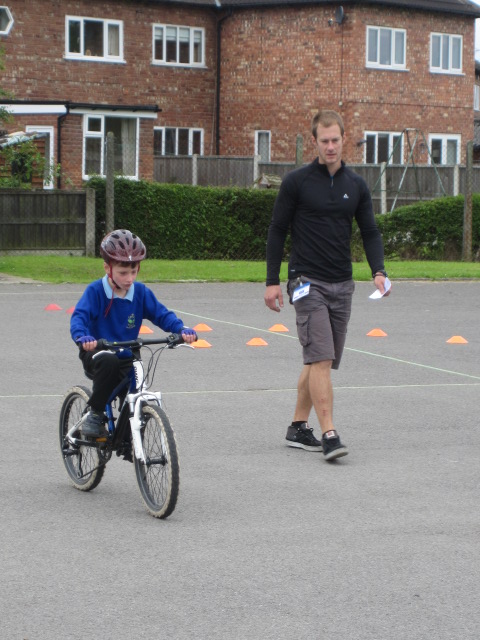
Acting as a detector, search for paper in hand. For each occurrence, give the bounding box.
[369,277,392,299]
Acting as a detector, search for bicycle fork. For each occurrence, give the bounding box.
[129,391,162,464]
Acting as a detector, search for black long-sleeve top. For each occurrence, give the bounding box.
[266,160,386,285]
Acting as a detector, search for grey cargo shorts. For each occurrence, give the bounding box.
[287,276,355,369]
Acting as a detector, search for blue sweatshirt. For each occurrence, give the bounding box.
[70,277,184,343]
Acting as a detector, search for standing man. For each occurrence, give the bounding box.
[264,109,390,461]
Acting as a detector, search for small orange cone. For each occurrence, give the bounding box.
[139,325,154,334]
[45,303,62,311]
[269,324,289,332]
[66,306,75,314]
[193,339,212,348]
[367,328,388,337]
[446,335,468,344]
[247,337,268,346]
[193,323,213,332]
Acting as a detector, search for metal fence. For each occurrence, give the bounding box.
[154,155,480,214]
[0,188,96,255]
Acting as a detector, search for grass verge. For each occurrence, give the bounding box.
[0,255,479,284]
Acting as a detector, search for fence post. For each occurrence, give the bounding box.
[462,140,473,262]
[85,187,96,257]
[296,135,303,167]
[380,162,387,214]
[105,131,115,233]
[192,154,198,186]
[253,154,260,185]
[453,164,460,197]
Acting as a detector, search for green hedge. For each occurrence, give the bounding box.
[353,195,480,261]
[88,177,278,260]
[88,178,479,262]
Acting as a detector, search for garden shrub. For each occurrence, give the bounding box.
[88,178,479,262]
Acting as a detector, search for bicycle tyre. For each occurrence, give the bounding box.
[134,404,180,519]
[59,386,105,492]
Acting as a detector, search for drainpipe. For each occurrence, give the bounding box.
[57,102,70,189]
[215,7,232,155]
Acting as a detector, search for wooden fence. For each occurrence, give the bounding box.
[154,155,480,213]
[0,188,95,255]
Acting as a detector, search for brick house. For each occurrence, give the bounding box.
[0,0,479,188]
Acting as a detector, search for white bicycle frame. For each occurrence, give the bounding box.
[129,361,162,463]
[66,360,162,464]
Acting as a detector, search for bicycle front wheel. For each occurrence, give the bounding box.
[134,404,180,519]
[59,386,105,492]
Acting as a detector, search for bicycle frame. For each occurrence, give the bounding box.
[65,334,189,463]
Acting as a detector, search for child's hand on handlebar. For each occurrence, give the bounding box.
[181,328,197,344]
[76,335,98,351]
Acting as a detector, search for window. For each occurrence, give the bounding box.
[25,126,54,189]
[83,115,137,178]
[364,132,403,164]
[430,33,462,74]
[153,25,204,66]
[154,127,203,155]
[255,131,271,162]
[66,16,123,61]
[428,134,460,165]
[0,6,13,35]
[366,26,406,70]
[475,85,480,112]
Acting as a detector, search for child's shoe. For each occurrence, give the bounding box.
[81,409,106,438]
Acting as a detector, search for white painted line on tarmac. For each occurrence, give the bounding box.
[1,382,480,401]
[346,347,480,380]
[175,309,480,381]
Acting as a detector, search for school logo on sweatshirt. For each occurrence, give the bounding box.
[127,314,136,330]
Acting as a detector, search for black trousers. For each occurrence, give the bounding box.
[79,349,134,412]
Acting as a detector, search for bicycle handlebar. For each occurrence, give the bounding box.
[96,333,185,351]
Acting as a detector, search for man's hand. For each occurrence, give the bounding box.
[264,285,284,312]
[374,274,392,297]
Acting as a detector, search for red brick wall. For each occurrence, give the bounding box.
[219,6,475,164]
[2,0,218,184]
[1,0,477,186]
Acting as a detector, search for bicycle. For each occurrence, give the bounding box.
[59,333,192,519]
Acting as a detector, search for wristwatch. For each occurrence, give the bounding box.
[372,269,388,278]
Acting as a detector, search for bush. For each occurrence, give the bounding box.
[87,177,279,260]
[88,178,478,262]
[352,195,480,261]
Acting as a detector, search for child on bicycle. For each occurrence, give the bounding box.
[70,229,197,438]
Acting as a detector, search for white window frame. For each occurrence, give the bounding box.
[475,85,480,112]
[82,113,139,180]
[152,24,205,67]
[366,26,406,70]
[255,130,271,162]
[428,134,461,165]
[364,131,403,164]
[154,127,204,156]
[25,125,54,189]
[430,33,462,74]
[65,16,124,63]
[0,6,13,35]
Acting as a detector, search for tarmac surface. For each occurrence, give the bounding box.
[1,278,480,640]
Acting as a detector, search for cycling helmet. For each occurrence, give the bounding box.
[100,229,146,263]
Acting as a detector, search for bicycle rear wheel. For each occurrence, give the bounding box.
[59,386,105,491]
[134,404,180,519]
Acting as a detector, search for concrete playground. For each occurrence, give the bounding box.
[1,278,480,640]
